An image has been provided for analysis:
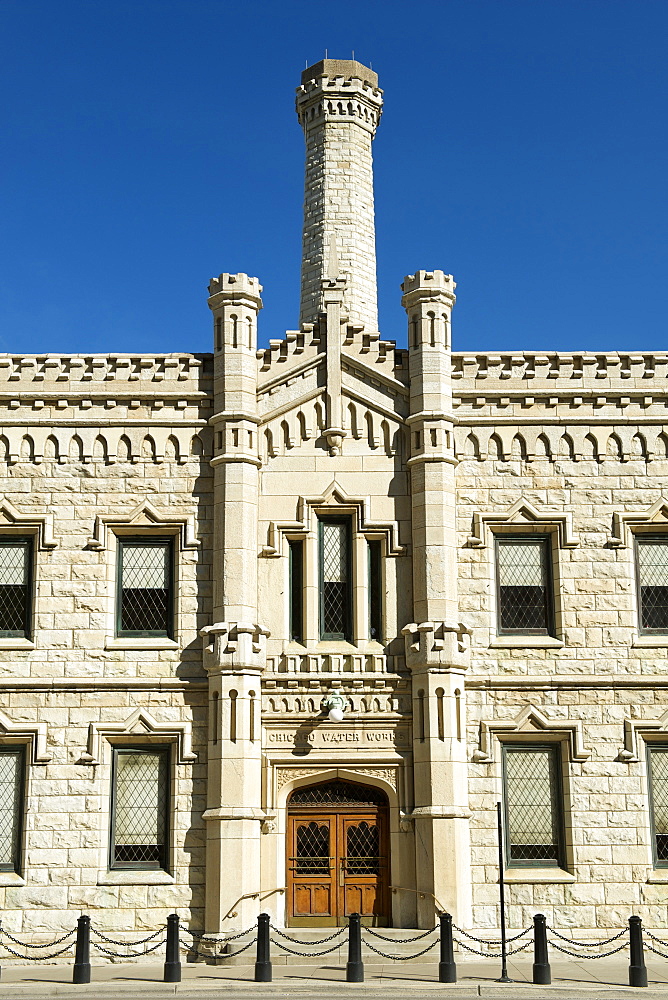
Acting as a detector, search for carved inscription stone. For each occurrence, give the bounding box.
[265,725,409,749]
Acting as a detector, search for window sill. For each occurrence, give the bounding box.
[0,638,35,650]
[97,870,174,886]
[646,870,668,883]
[105,638,179,651]
[633,636,668,648]
[0,872,26,886]
[490,636,564,649]
[503,868,574,884]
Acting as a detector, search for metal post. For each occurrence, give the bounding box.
[255,912,272,983]
[629,915,648,988]
[164,913,181,983]
[72,915,91,985]
[346,912,364,982]
[532,913,551,985]
[496,801,512,983]
[438,912,457,983]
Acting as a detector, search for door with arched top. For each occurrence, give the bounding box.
[287,779,389,926]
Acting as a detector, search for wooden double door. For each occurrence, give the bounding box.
[287,782,389,926]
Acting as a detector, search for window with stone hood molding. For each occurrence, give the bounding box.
[319,518,352,641]
[116,538,174,638]
[495,536,554,636]
[110,747,170,871]
[502,745,565,867]
[0,748,24,874]
[636,537,668,634]
[648,746,668,866]
[0,538,32,639]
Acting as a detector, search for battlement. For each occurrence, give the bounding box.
[451,351,668,387]
[401,270,456,298]
[0,353,210,390]
[300,59,379,91]
[208,272,263,303]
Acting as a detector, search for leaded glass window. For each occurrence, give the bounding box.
[0,748,24,873]
[648,746,668,865]
[503,745,564,866]
[117,539,173,638]
[368,540,382,641]
[110,747,170,870]
[319,519,351,641]
[0,538,32,639]
[496,537,553,635]
[636,538,668,634]
[289,540,304,643]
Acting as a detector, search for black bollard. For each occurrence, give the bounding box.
[164,913,181,983]
[629,915,648,988]
[346,913,364,983]
[255,912,272,983]
[532,913,551,985]
[72,915,91,985]
[438,912,457,983]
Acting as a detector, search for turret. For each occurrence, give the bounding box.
[296,59,383,332]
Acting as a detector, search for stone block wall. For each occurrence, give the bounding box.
[0,354,212,948]
[454,352,668,930]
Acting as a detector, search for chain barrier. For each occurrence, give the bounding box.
[0,940,76,961]
[179,938,215,960]
[453,923,531,944]
[182,923,256,943]
[0,926,76,949]
[362,936,439,961]
[90,926,165,947]
[363,926,437,943]
[644,929,668,946]
[90,938,166,959]
[547,939,628,960]
[271,925,346,945]
[451,935,532,959]
[644,940,668,959]
[271,937,344,958]
[547,926,627,947]
[179,935,258,960]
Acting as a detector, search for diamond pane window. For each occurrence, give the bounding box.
[0,748,24,873]
[117,539,173,638]
[294,821,331,875]
[637,538,668,634]
[111,748,169,870]
[648,746,668,865]
[319,519,351,641]
[0,539,32,639]
[496,537,553,635]
[503,746,564,866]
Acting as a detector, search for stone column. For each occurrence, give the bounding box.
[203,274,267,932]
[401,270,472,928]
[296,59,383,332]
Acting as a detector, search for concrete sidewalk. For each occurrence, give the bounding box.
[1,955,668,997]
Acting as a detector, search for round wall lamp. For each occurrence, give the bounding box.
[322,692,347,723]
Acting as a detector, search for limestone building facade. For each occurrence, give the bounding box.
[1,58,668,944]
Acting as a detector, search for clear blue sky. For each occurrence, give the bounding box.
[1,0,666,355]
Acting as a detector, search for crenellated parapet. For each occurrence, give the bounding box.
[296,59,383,136]
[0,353,209,389]
[452,351,668,387]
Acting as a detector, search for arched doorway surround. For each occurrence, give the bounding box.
[287,778,390,926]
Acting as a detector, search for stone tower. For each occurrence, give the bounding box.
[296,59,383,331]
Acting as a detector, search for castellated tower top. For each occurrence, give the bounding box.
[296,59,383,332]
